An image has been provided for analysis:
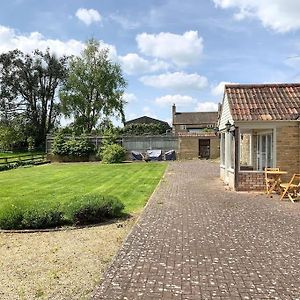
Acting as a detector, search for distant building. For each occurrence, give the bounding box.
[125,116,171,130]
[172,104,220,160]
[172,104,218,134]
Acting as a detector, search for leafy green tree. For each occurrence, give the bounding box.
[0,119,26,150]
[0,49,68,148]
[60,39,127,133]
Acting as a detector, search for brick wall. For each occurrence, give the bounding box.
[276,125,300,182]
[237,172,265,191]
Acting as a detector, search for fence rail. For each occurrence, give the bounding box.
[0,154,46,165]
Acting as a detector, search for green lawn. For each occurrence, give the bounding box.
[0,162,167,214]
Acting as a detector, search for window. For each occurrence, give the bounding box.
[257,133,273,170]
[188,128,202,132]
[239,133,252,169]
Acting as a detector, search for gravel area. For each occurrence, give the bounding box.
[0,217,136,300]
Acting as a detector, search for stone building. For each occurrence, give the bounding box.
[219,83,300,191]
[172,104,220,159]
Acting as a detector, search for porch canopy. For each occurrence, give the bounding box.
[219,83,300,191]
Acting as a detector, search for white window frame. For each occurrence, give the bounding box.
[256,131,273,171]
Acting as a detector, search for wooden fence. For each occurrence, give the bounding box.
[0,153,46,165]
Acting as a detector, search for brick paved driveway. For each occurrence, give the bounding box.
[93,160,300,299]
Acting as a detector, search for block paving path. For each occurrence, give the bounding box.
[93,160,300,299]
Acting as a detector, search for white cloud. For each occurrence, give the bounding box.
[142,106,158,119]
[109,14,140,30]
[154,94,196,107]
[0,25,117,59]
[140,72,208,90]
[195,101,218,112]
[136,31,203,66]
[211,81,237,96]
[118,53,169,75]
[0,25,84,56]
[123,93,137,103]
[75,8,102,26]
[213,0,300,33]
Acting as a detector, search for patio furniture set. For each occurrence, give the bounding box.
[131,149,176,162]
[265,168,300,202]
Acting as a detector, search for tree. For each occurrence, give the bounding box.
[0,49,68,148]
[0,119,25,150]
[60,39,127,133]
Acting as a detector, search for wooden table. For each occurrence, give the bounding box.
[265,170,287,195]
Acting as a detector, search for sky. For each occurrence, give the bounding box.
[1,0,300,125]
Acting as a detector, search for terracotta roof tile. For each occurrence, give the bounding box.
[225,83,300,121]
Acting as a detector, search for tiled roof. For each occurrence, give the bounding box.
[225,83,300,121]
[173,112,218,125]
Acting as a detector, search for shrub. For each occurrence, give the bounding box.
[0,203,64,230]
[52,132,95,157]
[21,207,64,229]
[100,144,126,163]
[64,194,124,225]
[52,131,68,156]
[65,134,94,157]
[0,161,31,172]
[0,194,125,230]
[0,205,24,229]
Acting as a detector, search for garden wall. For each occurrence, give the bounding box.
[46,134,221,160]
[46,135,179,154]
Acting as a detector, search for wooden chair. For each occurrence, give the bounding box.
[280,174,300,202]
[265,167,280,195]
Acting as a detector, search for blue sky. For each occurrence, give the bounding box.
[1,0,300,125]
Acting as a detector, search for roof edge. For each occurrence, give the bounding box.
[175,111,218,115]
[225,82,300,89]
